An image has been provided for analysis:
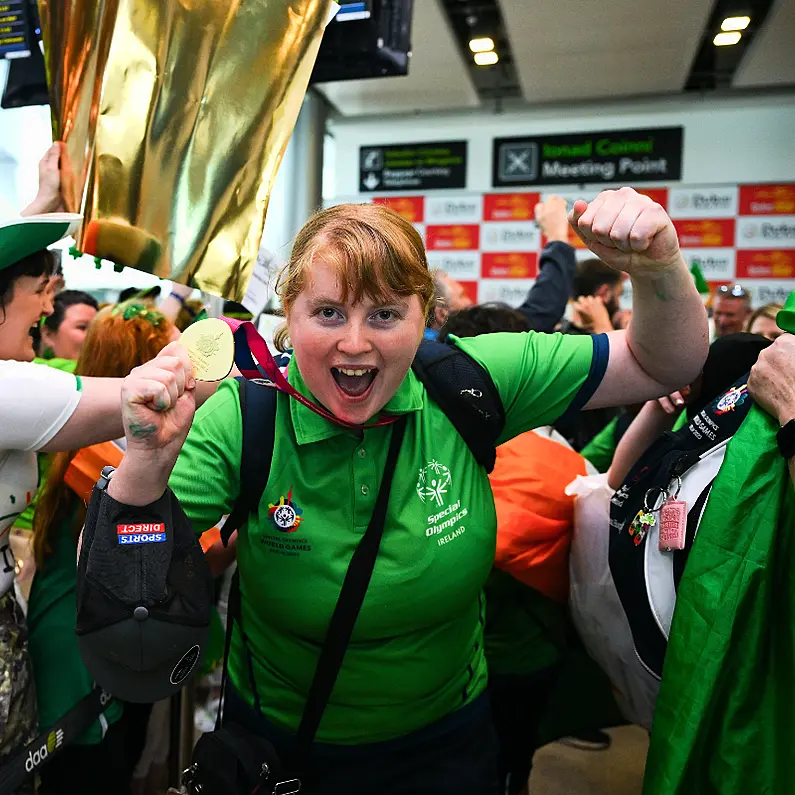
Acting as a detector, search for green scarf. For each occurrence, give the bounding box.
[643,293,795,794]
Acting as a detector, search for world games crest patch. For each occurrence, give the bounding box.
[714,384,748,415]
[268,489,303,533]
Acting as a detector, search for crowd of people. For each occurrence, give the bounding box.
[0,139,793,795]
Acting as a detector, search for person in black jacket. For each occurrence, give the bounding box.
[516,195,577,333]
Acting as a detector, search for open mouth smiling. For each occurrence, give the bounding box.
[331,366,379,399]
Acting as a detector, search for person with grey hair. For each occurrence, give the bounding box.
[424,270,473,340]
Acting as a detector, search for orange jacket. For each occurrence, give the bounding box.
[489,430,588,603]
[64,441,124,502]
[65,441,221,554]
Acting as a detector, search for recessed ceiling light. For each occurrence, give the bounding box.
[714,31,742,46]
[721,15,751,31]
[474,51,499,66]
[469,37,495,53]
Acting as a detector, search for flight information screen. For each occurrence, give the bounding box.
[0,1,31,59]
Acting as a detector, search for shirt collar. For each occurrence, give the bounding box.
[288,355,423,445]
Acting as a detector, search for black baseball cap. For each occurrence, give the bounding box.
[76,480,214,703]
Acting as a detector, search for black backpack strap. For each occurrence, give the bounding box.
[290,415,408,774]
[0,686,112,795]
[412,339,505,472]
[212,378,278,732]
[222,377,278,546]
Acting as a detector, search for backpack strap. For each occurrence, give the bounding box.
[222,377,278,546]
[608,372,756,678]
[411,339,505,472]
[213,378,277,733]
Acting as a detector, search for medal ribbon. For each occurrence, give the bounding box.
[220,317,400,430]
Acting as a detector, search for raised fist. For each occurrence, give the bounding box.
[534,195,570,243]
[121,342,196,458]
[569,187,681,276]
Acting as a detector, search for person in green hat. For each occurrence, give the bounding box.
[0,145,197,788]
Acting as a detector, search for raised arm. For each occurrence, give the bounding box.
[159,281,196,323]
[20,143,64,216]
[41,342,205,452]
[572,188,709,410]
[607,400,679,489]
[517,196,576,332]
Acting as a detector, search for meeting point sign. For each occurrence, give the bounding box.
[492,127,683,188]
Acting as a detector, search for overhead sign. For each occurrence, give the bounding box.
[360,141,467,192]
[492,127,683,187]
[0,1,30,59]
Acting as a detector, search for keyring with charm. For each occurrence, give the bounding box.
[628,487,666,547]
[659,476,687,552]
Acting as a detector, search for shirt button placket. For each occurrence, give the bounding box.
[354,443,375,531]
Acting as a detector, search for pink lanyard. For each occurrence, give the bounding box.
[220,317,400,430]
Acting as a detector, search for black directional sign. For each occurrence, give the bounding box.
[493,127,683,187]
[359,141,467,192]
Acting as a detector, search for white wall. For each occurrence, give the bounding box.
[0,70,164,294]
[328,91,795,198]
[0,60,54,213]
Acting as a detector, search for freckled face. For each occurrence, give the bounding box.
[287,261,425,425]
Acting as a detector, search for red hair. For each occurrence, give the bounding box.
[274,203,435,351]
[32,304,175,567]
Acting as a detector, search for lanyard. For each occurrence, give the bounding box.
[220,317,400,431]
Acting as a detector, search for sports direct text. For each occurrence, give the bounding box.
[117,523,167,545]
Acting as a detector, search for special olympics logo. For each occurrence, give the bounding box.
[268,490,303,533]
[416,461,452,506]
[273,504,298,530]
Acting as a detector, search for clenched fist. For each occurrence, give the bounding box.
[569,187,682,276]
[535,195,570,243]
[121,342,196,458]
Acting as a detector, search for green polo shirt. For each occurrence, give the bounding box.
[168,330,607,744]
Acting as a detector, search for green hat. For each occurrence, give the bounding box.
[777,291,795,335]
[0,213,83,271]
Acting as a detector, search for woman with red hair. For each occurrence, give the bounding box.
[29,302,179,795]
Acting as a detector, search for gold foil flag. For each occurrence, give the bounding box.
[39,0,334,300]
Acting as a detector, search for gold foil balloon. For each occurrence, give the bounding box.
[39,0,333,300]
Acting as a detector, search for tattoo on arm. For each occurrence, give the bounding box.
[654,286,673,302]
[128,422,158,439]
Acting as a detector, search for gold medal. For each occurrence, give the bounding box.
[180,318,234,382]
